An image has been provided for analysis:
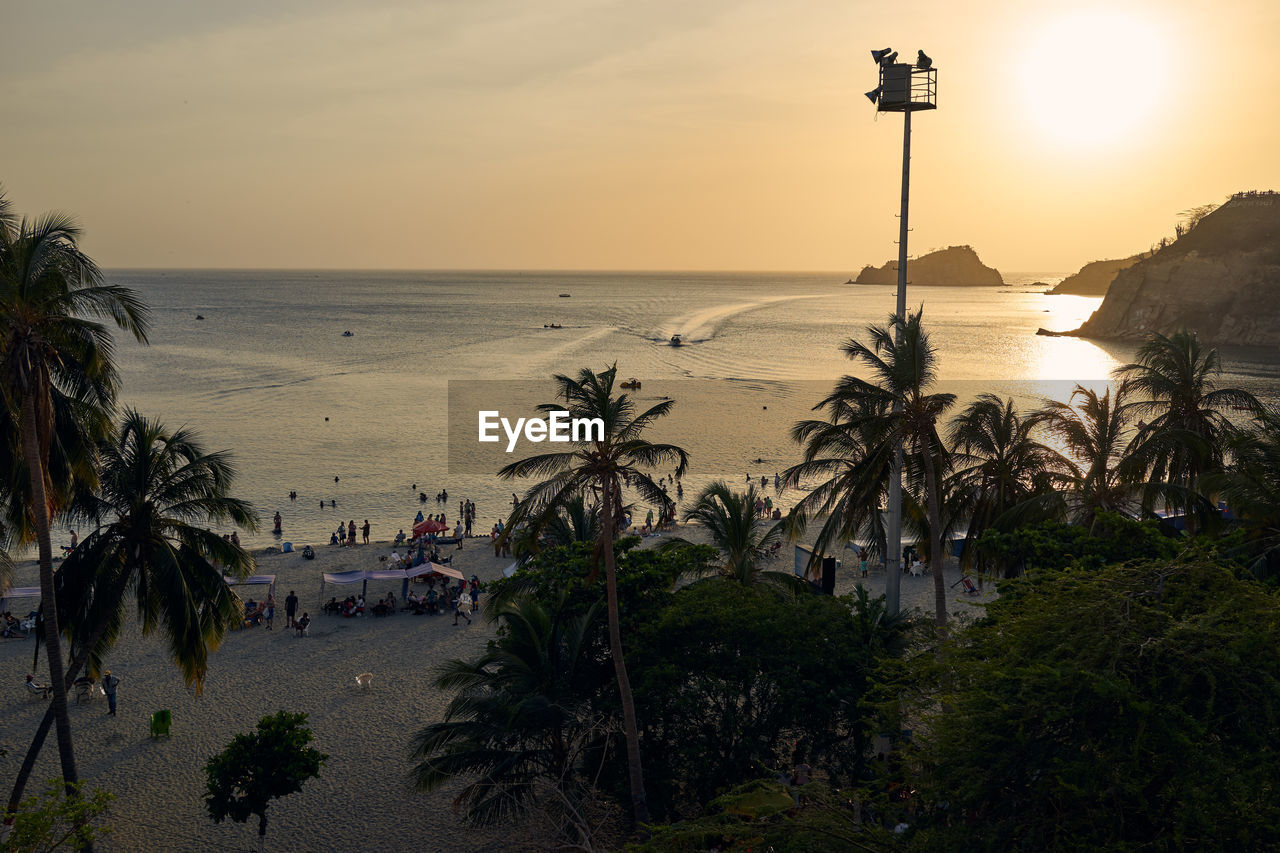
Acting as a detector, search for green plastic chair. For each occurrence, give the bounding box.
[149,709,171,739]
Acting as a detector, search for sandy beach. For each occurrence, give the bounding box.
[0,530,992,851]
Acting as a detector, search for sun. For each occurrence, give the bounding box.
[1019,11,1170,148]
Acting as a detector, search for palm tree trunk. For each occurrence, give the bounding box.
[8,610,116,817]
[20,394,79,795]
[920,439,947,629]
[601,480,649,827]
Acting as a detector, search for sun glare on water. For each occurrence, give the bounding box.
[1019,11,1170,148]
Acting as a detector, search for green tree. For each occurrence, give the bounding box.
[410,596,610,834]
[1038,384,1140,527]
[947,394,1066,574]
[7,411,256,817]
[631,581,909,820]
[1115,329,1260,529]
[894,558,1280,851]
[499,364,688,825]
[662,481,801,589]
[205,711,327,852]
[1203,407,1280,580]
[0,187,149,792]
[797,311,955,626]
[2,780,113,853]
[782,392,893,566]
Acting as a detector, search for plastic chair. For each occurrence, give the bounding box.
[149,709,172,738]
[355,672,373,690]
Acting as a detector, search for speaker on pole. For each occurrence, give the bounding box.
[821,557,837,595]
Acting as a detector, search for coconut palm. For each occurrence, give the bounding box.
[411,596,605,834]
[1115,329,1260,529]
[663,481,802,589]
[1203,408,1280,578]
[0,188,149,791]
[1038,385,1141,528]
[947,394,1067,573]
[498,364,687,826]
[782,393,894,568]
[6,411,255,817]
[795,311,955,627]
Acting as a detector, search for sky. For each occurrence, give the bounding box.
[2,0,1277,272]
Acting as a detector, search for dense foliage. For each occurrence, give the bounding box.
[205,711,327,847]
[892,558,1280,851]
[631,581,908,820]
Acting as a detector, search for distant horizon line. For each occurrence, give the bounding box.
[102,266,1069,275]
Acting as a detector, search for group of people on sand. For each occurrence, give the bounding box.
[329,519,372,546]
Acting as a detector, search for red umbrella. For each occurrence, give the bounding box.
[412,518,448,537]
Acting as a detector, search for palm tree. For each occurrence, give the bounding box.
[663,481,802,589]
[1115,329,1260,529]
[0,188,149,791]
[498,364,687,826]
[411,596,605,836]
[1038,385,1141,528]
[947,394,1066,573]
[794,311,955,627]
[1203,408,1280,579]
[7,411,255,816]
[782,394,894,569]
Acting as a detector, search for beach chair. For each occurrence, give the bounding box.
[355,672,373,690]
[961,576,980,596]
[25,680,50,700]
[73,679,95,703]
[149,709,172,739]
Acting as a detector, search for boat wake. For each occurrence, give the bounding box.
[650,293,826,344]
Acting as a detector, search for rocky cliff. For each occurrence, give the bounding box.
[853,245,1003,287]
[1047,255,1142,295]
[1074,193,1280,345]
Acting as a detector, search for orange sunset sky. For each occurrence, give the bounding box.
[3,0,1277,272]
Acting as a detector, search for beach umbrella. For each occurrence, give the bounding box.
[412,518,448,537]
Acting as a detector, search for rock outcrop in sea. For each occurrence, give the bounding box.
[1046,255,1143,296]
[853,245,1003,287]
[1074,192,1280,346]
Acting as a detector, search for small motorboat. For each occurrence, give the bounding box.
[844,279,855,284]
[195,314,204,320]
[559,293,571,298]
[342,330,354,337]
[669,334,683,347]
[543,323,562,329]
[621,378,641,389]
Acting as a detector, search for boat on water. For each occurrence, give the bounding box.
[620,378,642,389]
[844,278,855,284]
[342,330,354,337]
[559,293,571,298]
[195,314,204,320]
[669,334,683,347]
[543,323,562,329]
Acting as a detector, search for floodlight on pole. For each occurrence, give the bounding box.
[867,50,936,617]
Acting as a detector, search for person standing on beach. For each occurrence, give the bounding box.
[362,519,370,545]
[264,593,276,630]
[454,592,472,626]
[103,670,121,717]
[347,519,356,546]
[285,590,299,628]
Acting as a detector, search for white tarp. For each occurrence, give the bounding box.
[224,574,277,587]
[1,586,42,599]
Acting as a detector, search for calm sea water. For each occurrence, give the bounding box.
[70,270,1280,552]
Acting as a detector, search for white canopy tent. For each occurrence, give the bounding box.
[319,563,460,604]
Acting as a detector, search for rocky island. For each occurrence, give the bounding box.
[853,245,1003,287]
[1046,255,1143,296]
[1071,192,1280,346]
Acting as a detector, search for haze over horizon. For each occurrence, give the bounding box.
[4,0,1277,272]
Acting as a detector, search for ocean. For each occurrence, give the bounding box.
[78,269,1280,552]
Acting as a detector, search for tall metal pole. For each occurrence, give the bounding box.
[885,108,912,615]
